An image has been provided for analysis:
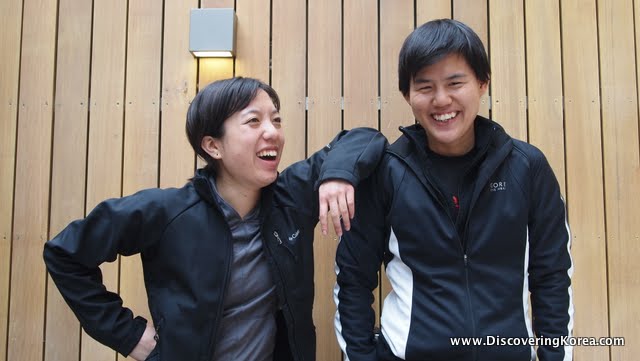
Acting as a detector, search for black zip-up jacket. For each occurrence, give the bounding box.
[335,117,574,361]
[43,128,387,361]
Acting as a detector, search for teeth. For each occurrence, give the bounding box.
[257,150,278,158]
[433,112,457,122]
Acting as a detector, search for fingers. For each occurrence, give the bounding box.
[344,185,355,229]
[318,181,355,237]
[327,196,341,237]
[319,196,329,235]
[336,185,354,232]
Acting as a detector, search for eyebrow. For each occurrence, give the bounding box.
[241,108,280,116]
[413,72,468,84]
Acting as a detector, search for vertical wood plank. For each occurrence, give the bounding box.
[636,0,640,155]
[598,0,640,359]
[417,0,451,24]
[379,0,414,324]
[0,0,22,359]
[560,1,609,360]
[524,0,565,192]
[81,0,128,359]
[201,0,233,7]
[344,0,378,129]
[197,0,235,171]
[453,0,488,45]
[235,0,270,82]
[197,57,235,89]
[8,0,57,359]
[119,1,163,359]
[488,0,526,141]
[380,0,414,141]
[308,0,342,359]
[272,0,306,169]
[45,0,92,360]
[160,0,198,188]
[453,0,490,117]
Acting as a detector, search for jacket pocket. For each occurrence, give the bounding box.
[145,317,163,361]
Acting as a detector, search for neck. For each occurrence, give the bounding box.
[215,174,261,219]
[429,141,475,157]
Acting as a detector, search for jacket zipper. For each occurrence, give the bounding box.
[463,254,478,361]
[390,149,479,359]
[204,225,234,360]
[154,317,164,341]
[266,227,301,360]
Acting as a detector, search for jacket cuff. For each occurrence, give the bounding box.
[315,169,358,191]
[119,315,148,357]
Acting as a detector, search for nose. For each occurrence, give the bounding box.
[262,119,279,140]
[432,87,452,107]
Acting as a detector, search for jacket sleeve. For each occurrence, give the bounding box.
[276,127,387,219]
[334,166,389,361]
[42,189,169,356]
[527,153,574,361]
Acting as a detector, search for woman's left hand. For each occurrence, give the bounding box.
[318,180,354,237]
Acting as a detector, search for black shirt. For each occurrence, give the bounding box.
[426,146,478,239]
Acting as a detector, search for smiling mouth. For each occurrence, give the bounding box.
[257,150,278,161]
[433,111,458,123]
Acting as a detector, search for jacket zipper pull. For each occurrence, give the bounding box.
[154,320,162,341]
[464,254,468,266]
[273,231,283,245]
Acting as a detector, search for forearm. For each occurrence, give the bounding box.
[335,265,379,361]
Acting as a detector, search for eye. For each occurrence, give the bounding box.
[272,117,282,128]
[245,117,260,124]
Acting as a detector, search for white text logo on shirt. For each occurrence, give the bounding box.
[489,181,507,192]
[288,229,300,242]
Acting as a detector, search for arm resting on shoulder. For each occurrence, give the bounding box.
[277,127,387,234]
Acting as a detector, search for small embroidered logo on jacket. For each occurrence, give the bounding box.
[489,181,507,192]
[288,230,300,241]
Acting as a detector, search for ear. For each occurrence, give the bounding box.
[479,80,489,95]
[201,135,223,160]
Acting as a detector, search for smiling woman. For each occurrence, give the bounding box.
[189,80,285,218]
[43,77,387,361]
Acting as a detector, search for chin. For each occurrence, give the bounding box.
[259,173,278,187]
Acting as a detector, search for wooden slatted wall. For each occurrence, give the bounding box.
[0,1,638,360]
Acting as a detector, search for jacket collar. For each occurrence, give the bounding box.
[387,116,514,206]
[192,168,275,219]
[395,116,509,160]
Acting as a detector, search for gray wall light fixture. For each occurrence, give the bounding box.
[189,8,236,58]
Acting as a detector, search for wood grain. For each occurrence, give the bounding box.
[561,0,609,360]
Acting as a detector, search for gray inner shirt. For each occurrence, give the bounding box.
[209,179,277,361]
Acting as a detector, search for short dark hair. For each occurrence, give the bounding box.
[398,19,490,96]
[186,77,280,170]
